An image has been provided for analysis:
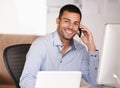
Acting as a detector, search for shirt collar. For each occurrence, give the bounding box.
[52,31,76,50]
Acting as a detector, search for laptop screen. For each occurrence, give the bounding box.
[35,71,82,88]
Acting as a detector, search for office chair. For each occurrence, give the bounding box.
[3,44,31,88]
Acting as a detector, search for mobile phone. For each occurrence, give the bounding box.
[78,28,82,37]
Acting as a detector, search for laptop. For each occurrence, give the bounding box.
[35,71,82,88]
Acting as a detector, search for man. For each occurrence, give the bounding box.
[20,4,99,88]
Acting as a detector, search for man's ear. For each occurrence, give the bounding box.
[56,18,60,25]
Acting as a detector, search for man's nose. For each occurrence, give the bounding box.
[69,23,74,29]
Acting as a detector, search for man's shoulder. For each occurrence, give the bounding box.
[32,32,53,45]
[35,33,52,40]
[73,39,86,50]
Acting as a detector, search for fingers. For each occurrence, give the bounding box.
[78,24,96,51]
[79,24,92,37]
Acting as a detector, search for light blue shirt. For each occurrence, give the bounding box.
[20,31,99,88]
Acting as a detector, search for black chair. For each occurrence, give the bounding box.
[3,44,31,88]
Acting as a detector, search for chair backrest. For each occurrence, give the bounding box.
[3,44,31,88]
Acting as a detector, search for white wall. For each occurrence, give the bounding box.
[0,0,47,35]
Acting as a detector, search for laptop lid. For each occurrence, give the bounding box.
[35,71,82,88]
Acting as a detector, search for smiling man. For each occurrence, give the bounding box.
[20,4,99,88]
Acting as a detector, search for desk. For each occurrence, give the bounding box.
[80,79,116,88]
[80,79,92,88]
[0,85,16,88]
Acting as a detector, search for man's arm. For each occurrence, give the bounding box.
[19,38,45,88]
[79,24,96,51]
[88,50,99,86]
[81,49,99,86]
[79,24,99,86]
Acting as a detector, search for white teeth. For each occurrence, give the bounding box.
[65,29,73,34]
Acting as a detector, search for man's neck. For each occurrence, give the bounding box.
[61,38,71,47]
[60,38,71,56]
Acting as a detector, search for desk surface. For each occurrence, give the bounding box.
[81,79,91,87]
[80,79,116,88]
[0,85,16,88]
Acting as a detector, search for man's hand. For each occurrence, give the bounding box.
[80,24,96,51]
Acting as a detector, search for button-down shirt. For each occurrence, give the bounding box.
[20,31,99,88]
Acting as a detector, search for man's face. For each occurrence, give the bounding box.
[56,11,81,40]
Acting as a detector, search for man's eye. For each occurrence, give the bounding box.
[64,20,69,22]
[74,22,79,26]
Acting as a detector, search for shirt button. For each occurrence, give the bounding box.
[95,67,97,70]
[91,55,93,57]
[60,61,62,63]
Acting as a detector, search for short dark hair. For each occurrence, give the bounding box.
[58,4,82,20]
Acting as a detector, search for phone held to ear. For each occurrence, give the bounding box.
[78,28,82,37]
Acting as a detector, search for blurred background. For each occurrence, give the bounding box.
[0,0,120,52]
[0,0,120,50]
